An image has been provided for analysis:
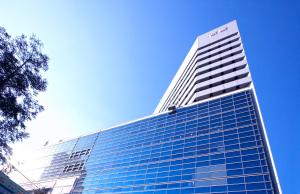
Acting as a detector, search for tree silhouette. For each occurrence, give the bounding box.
[0,26,49,164]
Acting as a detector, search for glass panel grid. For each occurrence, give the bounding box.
[28,90,276,194]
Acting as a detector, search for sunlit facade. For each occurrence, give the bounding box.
[155,21,251,114]
[9,21,281,194]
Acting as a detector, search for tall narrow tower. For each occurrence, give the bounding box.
[155,20,281,193]
[155,21,251,114]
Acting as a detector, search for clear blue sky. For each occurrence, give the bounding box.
[0,0,299,193]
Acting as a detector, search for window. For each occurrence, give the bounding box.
[70,149,91,159]
[63,162,84,173]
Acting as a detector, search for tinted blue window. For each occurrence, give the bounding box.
[247,191,267,194]
[242,154,259,161]
[226,162,243,169]
[228,192,246,194]
[166,189,181,194]
[228,177,244,184]
[181,188,195,193]
[169,170,181,176]
[42,90,278,194]
[242,148,258,155]
[197,155,209,161]
[226,151,240,157]
[227,169,243,176]
[246,183,266,190]
[244,167,262,174]
[211,153,225,159]
[245,175,264,183]
[211,159,225,165]
[243,160,261,168]
[211,185,227,192]
[196,161,209,167]
[195,187,210,193]
[226,156,242,163]
[228,184,246,191]
[225,139,239,145]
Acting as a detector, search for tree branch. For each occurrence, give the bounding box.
[0,56,31,90]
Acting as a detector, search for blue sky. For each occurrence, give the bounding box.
[0,0,299,193]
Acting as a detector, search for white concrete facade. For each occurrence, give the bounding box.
[155,20,252,114]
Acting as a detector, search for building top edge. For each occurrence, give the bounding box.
[154,20,239,114]
[45,86,252,148]
[196,20,238,45]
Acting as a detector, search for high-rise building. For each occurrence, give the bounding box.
[10,20,281,194]
[155,21,251,114]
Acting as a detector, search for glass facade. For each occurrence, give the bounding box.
[23,89,278,194]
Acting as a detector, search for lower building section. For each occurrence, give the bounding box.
[0,172,26,194]
[11,89,280,194]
